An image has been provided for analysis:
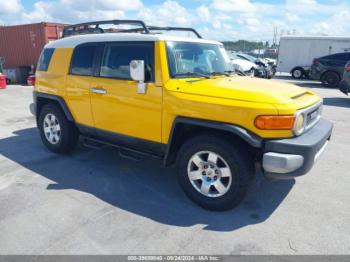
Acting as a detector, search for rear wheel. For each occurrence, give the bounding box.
[38,103,78,154]
[176,135,254,211]
[321,71,340,88]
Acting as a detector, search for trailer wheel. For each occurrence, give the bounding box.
[291,67,303,79]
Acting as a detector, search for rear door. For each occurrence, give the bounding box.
[90,42,162,147]
[65,44,97,128]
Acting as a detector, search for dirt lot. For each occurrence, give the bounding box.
[0,76,349,255]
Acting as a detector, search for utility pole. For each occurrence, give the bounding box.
[272,26,278,48]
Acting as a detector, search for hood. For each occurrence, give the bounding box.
[230,59,257,71]
[167,76,320,107]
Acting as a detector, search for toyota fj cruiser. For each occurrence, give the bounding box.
[30,20,333,211]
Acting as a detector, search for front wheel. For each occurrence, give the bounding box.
[176,135,254,211]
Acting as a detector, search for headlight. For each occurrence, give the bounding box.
[294,114,305,135]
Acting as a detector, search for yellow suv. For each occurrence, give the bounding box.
[30,20,333,211]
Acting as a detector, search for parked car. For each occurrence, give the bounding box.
[228,52,256,76]
[0,74,6,89]
[27,75,36,86]
[339,61,350,95]
[236,53,275,79]
[310,52,350,88]
[30,19,332,211]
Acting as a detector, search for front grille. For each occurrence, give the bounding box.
[304,103,322,132]
[306,108,321,127]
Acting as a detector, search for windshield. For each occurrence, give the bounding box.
[238,54,258,63]
[166,41,232,78]
[228,52,240,60]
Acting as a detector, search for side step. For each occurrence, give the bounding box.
[119,148,145,161]
[82,136,163,161]
[83,138,107,150]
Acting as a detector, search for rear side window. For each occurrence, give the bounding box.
[70,45,97,76]
[99,42,154,82]
[37,48,55,71]
[324,53,350,61]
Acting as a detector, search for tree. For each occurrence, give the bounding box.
[222,40,266,52]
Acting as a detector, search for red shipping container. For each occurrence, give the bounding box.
[0,22,66,69]
[0,75,6,89]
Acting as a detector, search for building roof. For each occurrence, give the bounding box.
[46,33,221,49]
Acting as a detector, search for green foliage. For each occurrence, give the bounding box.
[222,40,268,51]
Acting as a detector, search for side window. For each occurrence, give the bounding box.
[344,53,350,61]
[70,45,97,76]
[99,42,154,82]
[335,53,347,61]
[37,48,55,71]
[328,53,348,61]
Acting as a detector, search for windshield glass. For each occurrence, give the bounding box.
[166,41,232,78]
[228,52,240,60]
[238,53,257,63]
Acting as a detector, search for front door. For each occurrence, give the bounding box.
[90,42,162,147]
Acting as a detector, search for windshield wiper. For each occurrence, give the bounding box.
[173,72,210,79]
[209,71,230,76]
[234,70,247,76]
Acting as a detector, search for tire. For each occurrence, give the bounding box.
[38,103,79,154]
[176,135,255,211]
[291,68,303,79]
[321,71,340,88]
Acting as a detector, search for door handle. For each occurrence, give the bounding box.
[91,87,107,94]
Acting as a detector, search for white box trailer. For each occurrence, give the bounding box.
[277,36,350,77]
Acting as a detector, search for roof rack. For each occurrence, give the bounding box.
[62,20,202,39]
[150,26,202,39]
[62,19,150,38]
[119,26,202,39]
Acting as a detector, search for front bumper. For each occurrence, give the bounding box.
[262,118,333,180]
[339,79,350,95]
[254,67,273,78]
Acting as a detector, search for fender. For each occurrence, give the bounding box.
[164,116,263,166]
[33,91,74,122]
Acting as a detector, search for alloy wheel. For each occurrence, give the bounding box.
[43,113,61,145]
[187,151,232,198]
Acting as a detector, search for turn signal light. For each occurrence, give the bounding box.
[255,115,295,130]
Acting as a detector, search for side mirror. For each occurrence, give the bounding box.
[130,60,146,94]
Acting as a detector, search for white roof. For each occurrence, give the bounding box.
[46,33,222,48]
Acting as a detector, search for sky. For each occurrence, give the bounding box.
[0,0,349,42]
